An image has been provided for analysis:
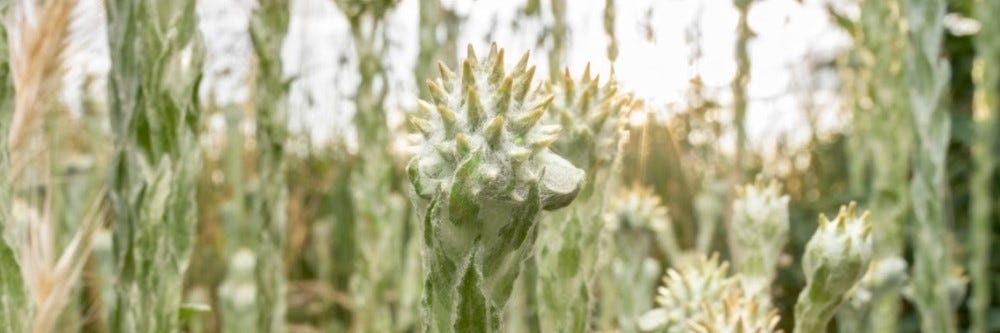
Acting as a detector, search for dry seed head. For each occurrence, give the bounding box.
[408,44,584,210]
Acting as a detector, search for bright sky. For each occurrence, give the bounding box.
[65,0,852,157]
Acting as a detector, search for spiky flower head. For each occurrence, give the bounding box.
[606,184,681,261]
[537,65,631,174]
[408,45,585,331]
[607,184,670,233]
[689,289,782,333]
[638,254,739,332]
[729,176,789,295]
[801,202,873,296]
[408,44,585,211]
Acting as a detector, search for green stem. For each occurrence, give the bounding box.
[732,0,752,172]
[248,0,291,330]
[901,0,955,331]
[536,203,599,333]
[793,283,844,333]
[603,0,617,62]
[105,0,203,331]
[857,1,910,330]
[335,2,410,331]
[422,186,543,333]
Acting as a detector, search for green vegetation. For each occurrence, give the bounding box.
[0,0,995,332]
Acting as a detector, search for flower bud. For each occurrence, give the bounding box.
[794,202,873,333]
[607,185,680,261]
[802,202,873,295]
[536,64,632,173]
[729,177,789,295]
[408,45,585,212]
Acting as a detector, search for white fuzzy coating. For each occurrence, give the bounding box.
[408,44,584,210]
[230,248,257,274]
[846,256,909,308]
[540,64,632,170]
[689,289,781,333]
[732,179,790,235]
[802,202,873,295]
[606,184,670,233]
[638,254,738,333]
[729,177,790,294]
[219,248,260,309]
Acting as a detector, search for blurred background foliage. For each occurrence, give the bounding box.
[0,0,996,332]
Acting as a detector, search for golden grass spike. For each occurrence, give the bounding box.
[6,0,78,179]
[5,2,106,332]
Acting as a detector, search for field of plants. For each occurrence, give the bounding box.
[0,0,997,332]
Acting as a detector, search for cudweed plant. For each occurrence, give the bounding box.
[416,0,462,99]
[836,257,908,333]
[105,0,205,331]
[603,185,677,333]
[639,254,784,333]
[215,0,292,331]
[219,249,260,333]
[603,0,618,62]
[608,185,680,265]
[638,254,739,333]
[731,0,754,168]
[0,1,988,332]
[728,177,789,298]
[539,65,631,180]
[969,1,1000,331]
[335,0,399,140]
[902,0,959,330]
[416,0,444,99]
[793,202,873,333]
[533,64,631,333]
[332,1,421,331]
[689,289,781,333]
[694,176,727,255]
[407,44,585,333]
[855,1,911,330]
[253,0,291,325]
